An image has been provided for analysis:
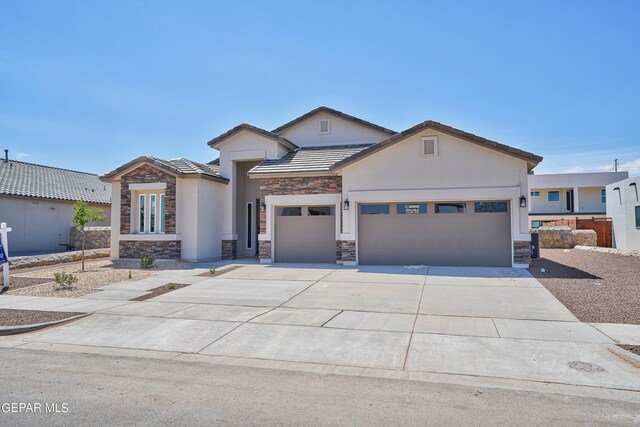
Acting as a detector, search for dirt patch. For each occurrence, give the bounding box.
[6,259,193,299]
[0,309,83,326]
[619,345,640,357]
[529,249,640,324]
[132,284,189,301]
[0,277,53,291]
[197,265,242,278]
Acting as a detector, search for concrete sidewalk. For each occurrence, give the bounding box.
[1,263,639,400]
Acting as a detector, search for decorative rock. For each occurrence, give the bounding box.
[572,230,597,247]
[537,226,577,249]
[69,226,111,250]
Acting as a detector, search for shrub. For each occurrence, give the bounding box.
[167,283,176,290]
[128,270,132,280]
[140,257,155,269]
[53,272,78,290]
[209,267,216,275]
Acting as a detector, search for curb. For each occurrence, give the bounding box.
[608,345,640,368]
[0,313,89,336]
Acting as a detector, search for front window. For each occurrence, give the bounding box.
[531,220,544,229]
[530,191,540,197]
[138,194,146,233]
[601,189,606,203]
[636,206,640,229]
[136,192,165,234]
[548,191,560,202]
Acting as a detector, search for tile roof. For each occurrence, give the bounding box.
[248,144,373,175]
[100,156,228,183]
[272,106,397,136]
[0,160,111,204]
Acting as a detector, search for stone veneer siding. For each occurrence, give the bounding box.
[340,240,356,262]
[222,239,237,260]
[513,240,531,265]
[120,240,181,259]
[258,176,342,261]
[120,164,177,234]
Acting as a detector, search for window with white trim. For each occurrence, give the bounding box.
[135,192,166,234]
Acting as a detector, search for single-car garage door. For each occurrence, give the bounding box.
[358,201,511,266]
[274,205,336,263]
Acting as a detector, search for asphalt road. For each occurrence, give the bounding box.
[0,348,638,426]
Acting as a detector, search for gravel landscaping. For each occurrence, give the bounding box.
[529,249,640,324]
[5,258,192,299]
[0,309,83,326]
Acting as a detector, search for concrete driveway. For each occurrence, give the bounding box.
[1,263,639,399]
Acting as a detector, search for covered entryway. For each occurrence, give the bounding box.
[358,201,512,266]
[274,205,336,263]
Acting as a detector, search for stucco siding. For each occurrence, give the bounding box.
[607,176,640,250]
[278,113,389,147]
[0,195,110,253]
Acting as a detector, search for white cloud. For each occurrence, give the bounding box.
[14,152,29,159]
[560,156,640,177]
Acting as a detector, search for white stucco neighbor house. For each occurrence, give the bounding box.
[527,171,629,228]
[606,174,640,250]
[0,150,111,254]
[100,107,543,267]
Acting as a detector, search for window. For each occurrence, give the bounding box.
[548,191,560,202]
[397,203,427,214]
[435,202,466,213]
[159,194,166,233]
[319,119,330,134]
[360,204,390,215]
[636,206,640,229]
[276,207,302,216]
[308,206,334,216]
[601,189,606,203]
[421,136,438,156]
[246,202,253,249]
[531,220,544,229]
[149,194,156,233]
[530,191,540,197]
[138,194,146,233]
[474,201,508,213]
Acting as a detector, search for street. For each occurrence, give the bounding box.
[0,348,638,426]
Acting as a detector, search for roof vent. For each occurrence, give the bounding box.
[3,149,7,163]
[421,136,438,157]
[319,119,330,135]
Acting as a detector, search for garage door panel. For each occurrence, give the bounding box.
[275,210,336,263]
[358,202,511,267]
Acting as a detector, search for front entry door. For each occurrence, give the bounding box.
[566,190,574,212]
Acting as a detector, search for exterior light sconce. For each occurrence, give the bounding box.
[519,196,527,208]
[343,199,350,210]
[261,203,266,211]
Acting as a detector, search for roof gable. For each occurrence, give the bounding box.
[100,156,228,184]
[272,106,396,137]
[206,123,298,151]
[331,121,543,171]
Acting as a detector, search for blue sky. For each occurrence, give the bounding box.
[1,0,639,176]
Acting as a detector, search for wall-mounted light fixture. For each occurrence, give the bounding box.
[343,199,350,210]
[519,196,527,208]
[261,203,266,211]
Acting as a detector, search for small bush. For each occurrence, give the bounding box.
[53,272,78,290]
[128,270,132,280]
[140,256,155,269]
[167,283,176,290]
[209,267,216,275]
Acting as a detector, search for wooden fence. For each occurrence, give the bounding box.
[542,217,613,248]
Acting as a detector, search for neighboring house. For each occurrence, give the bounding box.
[606,175,640,250]
[0,152,111,254]
[100,106,542,267]
[527,172,629,228]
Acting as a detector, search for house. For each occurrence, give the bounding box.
[527,171,628,228]
[100,107,542,267]
[0,151,111,254]
[606,175,640,250]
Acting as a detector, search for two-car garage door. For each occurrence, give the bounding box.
[358,201,512,267]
